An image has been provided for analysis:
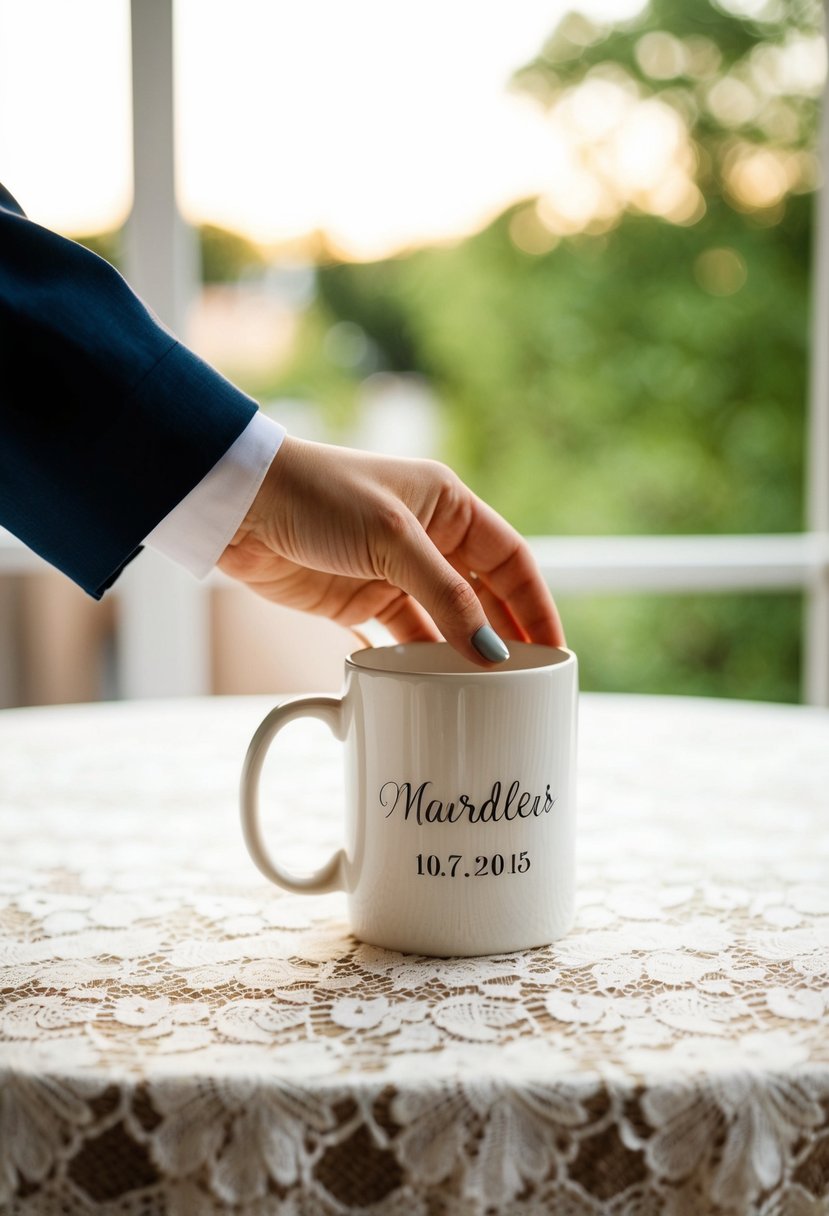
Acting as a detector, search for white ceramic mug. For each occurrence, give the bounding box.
[240,641,578,957]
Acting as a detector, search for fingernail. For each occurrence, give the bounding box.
[471,625,510,663]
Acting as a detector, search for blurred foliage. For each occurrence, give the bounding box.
[518,0,821,138]
[75,229,123,266]
[199,223,266,283]
[311,193,809,539]
[561,590,802,702]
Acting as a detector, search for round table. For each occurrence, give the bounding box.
[0,693,827,1215]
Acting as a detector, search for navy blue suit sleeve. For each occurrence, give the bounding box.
[0,184,258,597]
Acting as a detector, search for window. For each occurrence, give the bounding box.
[1,0,826,705]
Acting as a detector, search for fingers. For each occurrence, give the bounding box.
[381,514,509,666]
[314,574,443,645]
[448,498,565,648]
[468,576,527,645]
[375,590,442,644]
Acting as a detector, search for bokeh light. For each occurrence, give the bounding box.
[694,247,748,296]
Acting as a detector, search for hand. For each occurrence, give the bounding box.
[218,436,564,666]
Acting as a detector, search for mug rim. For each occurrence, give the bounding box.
[346,640,576,678]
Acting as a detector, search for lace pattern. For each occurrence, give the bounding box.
[1,694,828,1214]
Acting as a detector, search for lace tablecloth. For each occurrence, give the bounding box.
[1,693,828,1215]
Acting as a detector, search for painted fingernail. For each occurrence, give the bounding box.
[471,625,510,663]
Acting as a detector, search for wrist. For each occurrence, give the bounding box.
[224,434,299,551]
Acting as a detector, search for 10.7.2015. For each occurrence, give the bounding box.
[415,852,531,878]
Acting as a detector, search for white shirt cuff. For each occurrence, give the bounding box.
[144,412,286,577]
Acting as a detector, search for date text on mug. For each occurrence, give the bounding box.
[416,851,532,878]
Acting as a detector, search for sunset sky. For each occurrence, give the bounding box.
[0,0,644,259]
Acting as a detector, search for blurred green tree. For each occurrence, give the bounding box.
[75,228,123,266]
[199,223,266,284]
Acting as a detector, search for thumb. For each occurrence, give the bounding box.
[384,515,510,667]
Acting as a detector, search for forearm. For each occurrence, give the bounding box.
[0,184,257,596]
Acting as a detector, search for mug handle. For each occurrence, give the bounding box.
[240,696,346,894]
